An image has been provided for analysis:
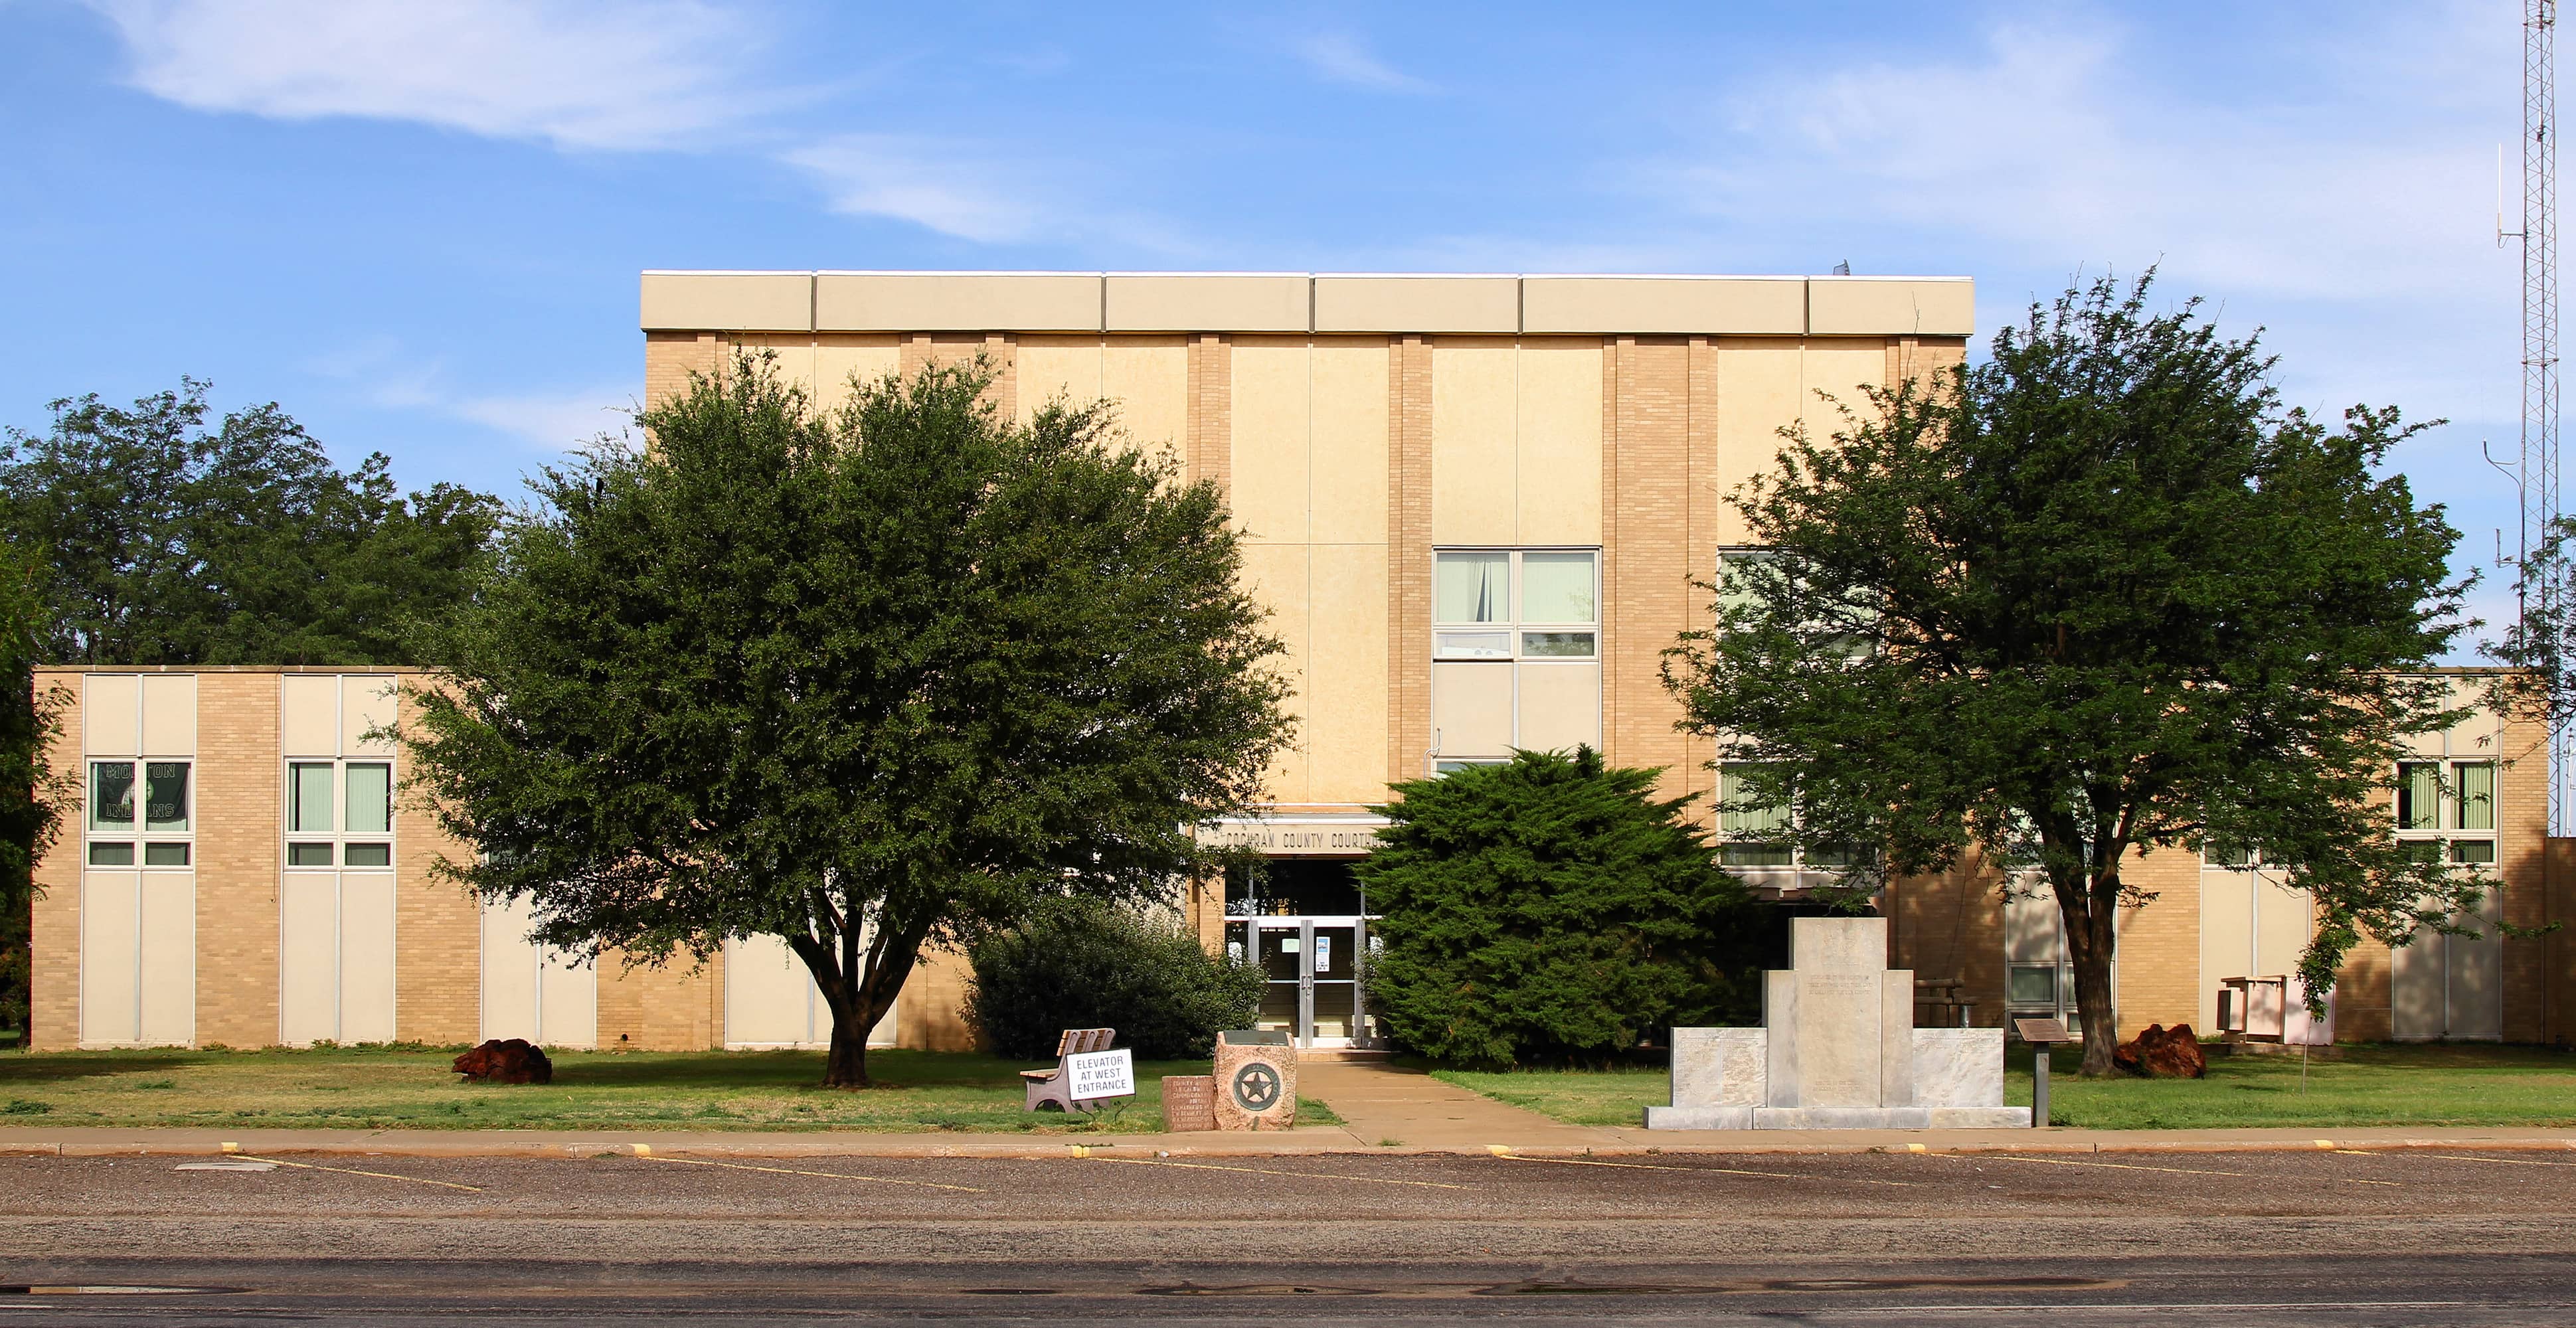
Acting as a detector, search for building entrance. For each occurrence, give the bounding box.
[1224,858,1376,1048]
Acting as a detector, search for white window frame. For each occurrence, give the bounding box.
[1713,760,1865,893]
[2395,759,2498,869]
[284,757,398,872]
[1429,547,1602,762]
[85,758,195,871]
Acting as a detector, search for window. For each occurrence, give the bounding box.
[286,760,394,870]
[1716,762,1865,886]
[86,760,191,868]
[2395,760,2496,868]
[1430,549,1602,762]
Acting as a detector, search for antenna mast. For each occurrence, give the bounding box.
[2521,0,2565,833]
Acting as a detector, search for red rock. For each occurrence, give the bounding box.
[453,1038,554,1084]
[2112,1023,2207,1079]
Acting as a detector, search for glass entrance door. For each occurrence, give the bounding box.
[1232,916,1371,1048]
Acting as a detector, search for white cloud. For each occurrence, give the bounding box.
[782,136,1045,245]
[87,0,763,151]
[452,386,637,451]
[1290,31,1432,94]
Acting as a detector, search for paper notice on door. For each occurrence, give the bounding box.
[1314,936,1331,971]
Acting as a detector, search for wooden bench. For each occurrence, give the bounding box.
[1021,1027,1116,1113]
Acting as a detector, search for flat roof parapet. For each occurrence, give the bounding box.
[640,270,1976,338]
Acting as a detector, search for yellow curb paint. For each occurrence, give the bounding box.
[237,1156,483,1193]
[2315,1139,2338,1149]
[1907,1144,1928,1153]
[1490,1153,1917,1188]
[632,1144,651,1157]
[1087,1155,1465,1190]
[218,1142,238,1154]
[634,1154,984,1193]
[1488,1145,1513,1157]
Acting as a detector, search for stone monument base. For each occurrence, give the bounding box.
[1644,1104,2032,1130]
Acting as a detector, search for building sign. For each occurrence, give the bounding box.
[1197,819,1389,856]
[1065,1048,1136,1102]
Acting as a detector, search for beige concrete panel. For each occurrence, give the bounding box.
[280,674,339,758]
[1807,278,1975,337]
[2198,871,2253,1030]
[1430,340,1518,545]
[78,874,139,1046]
[1229,337,1311,543]
[1522,277,1806,335]
[479,896,542,1044]
[817,272,1100,332]
[84,674,138,756]
[1308,339,1390,544]
[1712,340,1807,547]
[2389,927,2444,1039]
[1107,274,1309,332]
[277,874,339,1046]
[1241,543,1311,803]
[2448,886,2505,1039]
[138,674,195,757]
[724,934,819,1047]
[1316,276,1519,333]
[1516,339,1604,545]
[539,949,599,1050]
[340,874,399,1044]
[137,874,193,1046]
[641,272,813,332]
[1306,544,1391,805]
[1802,342,1891,441]
[812,335,902,412]
[1104,337,1189,471]
[729,333,817,398]
[1430,661,1513,758]
[1016,335,1104,426]
[2255,876,2312,979]
[343,675,397,755]
[1517,661,1602,754]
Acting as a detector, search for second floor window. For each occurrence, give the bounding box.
[2396,760,2496,865]
[287,760,394,869]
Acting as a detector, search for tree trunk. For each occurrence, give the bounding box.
[823,1003,872,1089]
[2059,882,2122,1076]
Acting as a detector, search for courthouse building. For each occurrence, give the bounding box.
[28,270,2574,1052]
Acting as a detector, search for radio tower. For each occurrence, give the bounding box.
[2520,0,2565,833]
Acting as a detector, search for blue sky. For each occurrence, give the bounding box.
[0,1,2537,639]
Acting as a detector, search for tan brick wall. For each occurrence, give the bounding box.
[1386,337,1433,784]
[2547,837,2574,1046]
[1187,334,1231,499]
[2114,845,2203,1036]
[595,948,722,1051]
[27,671,81,1050]
[1603,337,1697,803]
[191,673,281,1048]
[2498,706,2552,1043]
[644,331,721,408]
[899,945,978,1052]
[393,681,479,1046]
[1885,855,2009,1028]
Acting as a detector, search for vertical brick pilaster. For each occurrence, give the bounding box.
[1682,335,1721,822]
[394,677,479,1046]
[1189,334,1232,501]
[984,333,1017,422]
[1387,337,1434,785]
[2500,706,2552,1043]
[642,332,720,409]
[27,671,81,1050]
[193,673,280,1048]
[1605,338,1694,801]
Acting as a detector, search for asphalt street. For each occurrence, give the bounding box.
[4,1147,2575,1324]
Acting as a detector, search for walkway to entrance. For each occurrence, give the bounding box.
[1299,1056,1620,1149]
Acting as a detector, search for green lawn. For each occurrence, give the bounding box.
[0,1045,1341,1133]
[1436,1042,2576,1130]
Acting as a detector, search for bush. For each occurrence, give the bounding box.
[1355,746,1763,1069]
[964,900,1265,1060]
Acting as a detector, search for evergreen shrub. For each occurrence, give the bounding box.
[964,900,1265,1060]
[1355,746,1762,1069]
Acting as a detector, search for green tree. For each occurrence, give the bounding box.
[1663,274,2472,1076]
[0,552,76,1035]
[0,379,502,666]
[402,356,1292,1088]
[1355,747,1760,1070]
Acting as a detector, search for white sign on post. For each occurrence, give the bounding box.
[1065,1048,1137,1102]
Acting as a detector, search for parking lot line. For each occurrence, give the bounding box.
[634,1155,985,1193]
[1084,1157,1466,1190]
[235,1156,482,1193]
[2385,1151,2576,1169]
[1487,1151,1917,1188]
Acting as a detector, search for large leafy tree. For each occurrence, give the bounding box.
[0,379,502,666]
[402,356,1292,1088]
[1355,747,1761,1069]
[0,554,76,1035]
[1664,274,2473,1076]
